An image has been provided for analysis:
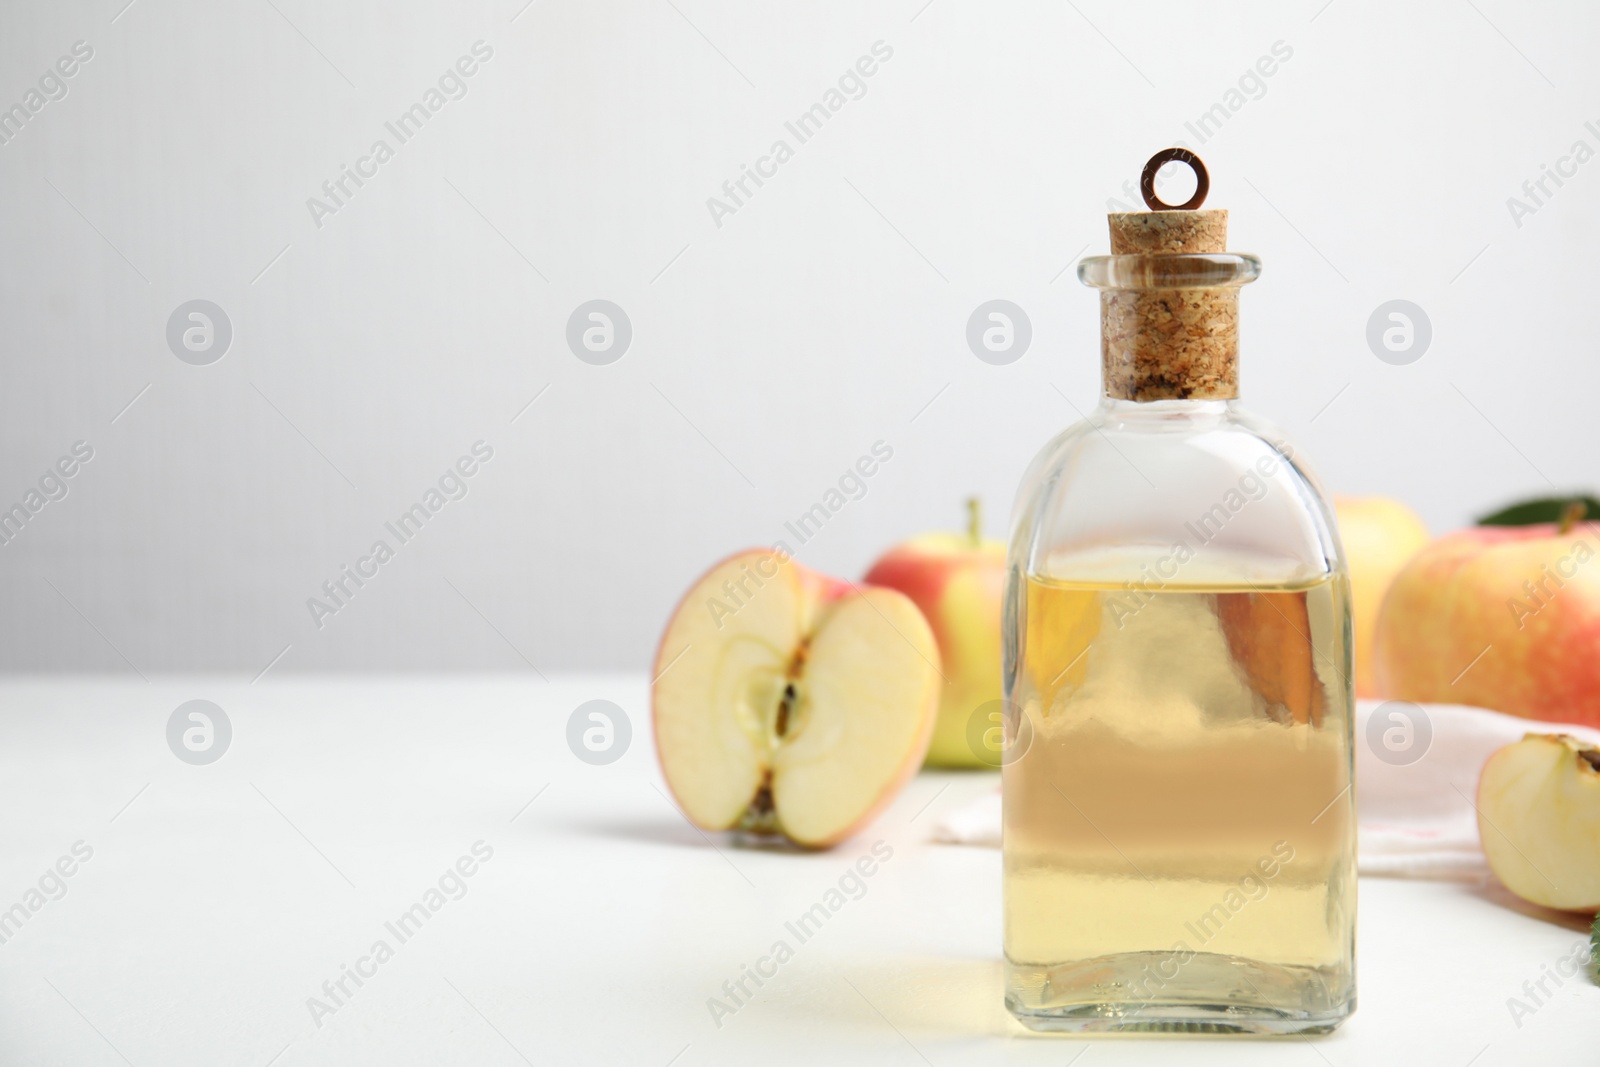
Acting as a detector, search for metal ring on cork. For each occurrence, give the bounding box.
[1139,148,1210,212]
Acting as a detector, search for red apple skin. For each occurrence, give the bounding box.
[865,531,1005,767]
[1372,522,1600,727]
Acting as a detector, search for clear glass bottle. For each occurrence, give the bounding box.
[1000,152,1356,1035]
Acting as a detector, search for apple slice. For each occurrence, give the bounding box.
[652,549,940,847]
[1476,733,1600,911]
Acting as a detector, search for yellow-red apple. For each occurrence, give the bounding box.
[1334,495,1430,699]
[1372,508,1600,727]
[863,500,1005,768]
[652,549,940,847]
[1477,733,1600,912]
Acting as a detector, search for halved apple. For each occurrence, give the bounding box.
[1476,733,1600,911]
[652,549,941,847]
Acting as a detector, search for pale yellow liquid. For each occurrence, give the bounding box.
[1003,571,1356,1033]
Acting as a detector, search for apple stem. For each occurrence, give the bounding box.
[1560,500,1585,535]
[966,497,981,546]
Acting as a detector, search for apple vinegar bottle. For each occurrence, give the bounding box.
[1000,150,1356,1034]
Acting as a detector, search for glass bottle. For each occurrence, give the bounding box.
[1000,150,1356,1034]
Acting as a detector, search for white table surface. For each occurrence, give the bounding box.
[0,675,1593,1066]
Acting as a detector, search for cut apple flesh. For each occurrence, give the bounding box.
[652,552,940,847]
[1477,733,1600,912]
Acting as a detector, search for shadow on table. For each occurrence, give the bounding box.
[763,954,1379,1044]
[754,955,1014,1039]
[566,815,811,854]
[1454,877,1595,934]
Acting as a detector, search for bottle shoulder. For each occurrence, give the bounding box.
[1009,400,1344,586]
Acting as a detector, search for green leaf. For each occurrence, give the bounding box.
[1477,496,1600,527]
[1589,914,1600,985]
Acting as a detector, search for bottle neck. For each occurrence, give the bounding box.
[1089,209,1252,403]
[1099,285,1240,402]
[1095,395,1235,421]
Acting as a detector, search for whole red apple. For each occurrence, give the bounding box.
[1372,506,1600,727]
[864,500,1005,767]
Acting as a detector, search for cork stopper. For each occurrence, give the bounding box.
[1107,209,1228,255]
[1093,150,1248,402]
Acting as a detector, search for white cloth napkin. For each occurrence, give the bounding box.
[930,700,1600,880]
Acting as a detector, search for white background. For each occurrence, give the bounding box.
[1,0,1596,674]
